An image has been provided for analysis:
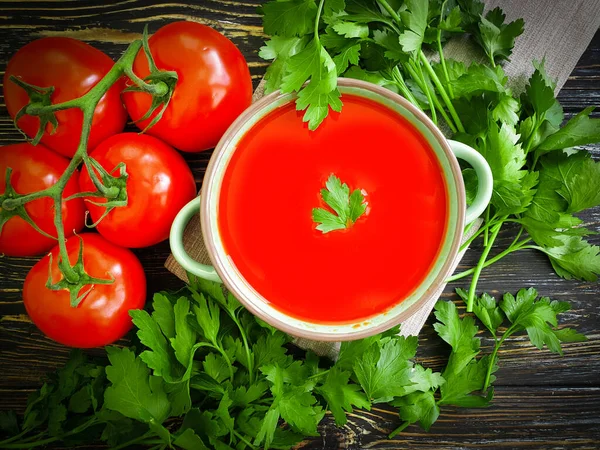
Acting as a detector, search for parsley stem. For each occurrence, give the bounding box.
[375,0,402,26]
[483,323,517,391]
[459,217,499,253]
[233,430,256,448]
[392,66,420,109]
[466,221,503,311]
[0,430,30,446]
[416,62,437,125]
[214,343,235,382]
[448,236,533,282]
[232,315,255,384]
[483,207,490,246]
[111,431,156,450]
[308,369,330,379]
[436,1,454,100]
[389,421,410,438]
[419,52,465,133]
[0,417,98,449]
[405,60,438,125]
[403,60,456,132]
[314,0,325,43]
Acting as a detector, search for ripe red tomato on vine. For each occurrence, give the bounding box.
[0,143,85,256]
[23,233,146,348]
[79,133,197,248]
[3,37,127,158]
[123,21,254,152]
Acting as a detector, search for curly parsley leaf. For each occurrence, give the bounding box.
[312,174,367,233]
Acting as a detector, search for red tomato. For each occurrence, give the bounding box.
[122,21,253,152]
[3,37,127,158]
[0,143,85,256]
[78,133,196,248]
[23,233,146,348]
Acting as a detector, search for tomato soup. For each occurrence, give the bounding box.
[218,94,448,323]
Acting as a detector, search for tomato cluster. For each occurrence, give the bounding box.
[1,22,253,348]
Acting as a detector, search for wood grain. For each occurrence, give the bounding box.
[0,1,599,449]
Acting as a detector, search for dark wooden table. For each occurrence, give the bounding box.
[1,2,599,449]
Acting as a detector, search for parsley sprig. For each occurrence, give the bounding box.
[312,174,367,233]
[0,281,585,449]
[259,0,600,312]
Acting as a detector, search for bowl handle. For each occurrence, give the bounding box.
[448,140,494,224]
[169,197,222,283]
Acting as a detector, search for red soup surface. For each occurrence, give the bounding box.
[218,94,448,323]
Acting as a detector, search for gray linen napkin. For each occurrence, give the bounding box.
[165,0,600,359]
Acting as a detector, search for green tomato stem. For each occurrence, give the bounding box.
[4,39,143,286]
[419,51,465,133]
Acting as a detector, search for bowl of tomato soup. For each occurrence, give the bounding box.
[171,78,492,340]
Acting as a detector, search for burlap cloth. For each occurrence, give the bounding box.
[166,0,600,359]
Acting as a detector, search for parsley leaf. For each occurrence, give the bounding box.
[262,0,318,38]
[434,301,493,407]
[539,107,600,152]
[104,347,170,424]
[259,36,311,94]
[316,366,370,426]
[281,37,342,129]
[473,7,524,65]
[451,63,507,98]
[500,288,587,354]
[353,336,417,403]
[521,151,600,281]
[399,0,429,55]
[171,296,197,367]
[312,174,367,233]
[392,391,439,432]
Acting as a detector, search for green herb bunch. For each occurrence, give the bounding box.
[0,278,585,449]
[258,0,600,312]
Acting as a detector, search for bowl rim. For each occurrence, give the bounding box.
[200,78,465,341]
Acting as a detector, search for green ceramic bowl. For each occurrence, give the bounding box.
[170,78,493,341]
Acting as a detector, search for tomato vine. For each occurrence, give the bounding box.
[0,28,177,306]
